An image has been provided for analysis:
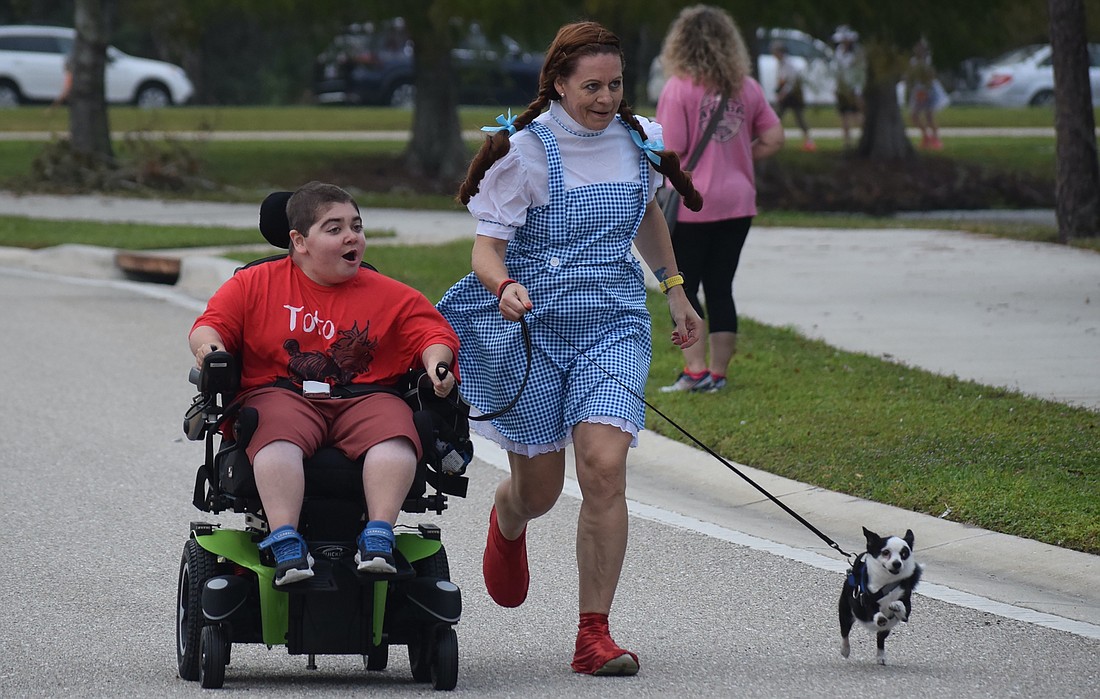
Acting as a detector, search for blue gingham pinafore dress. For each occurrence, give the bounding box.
[437,118,653,451]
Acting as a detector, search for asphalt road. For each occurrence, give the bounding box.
[1,269,1096,697]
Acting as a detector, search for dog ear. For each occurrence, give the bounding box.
[862,526,880,547]
[904,529,915,548]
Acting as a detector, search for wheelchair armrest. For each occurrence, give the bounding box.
[183,351,241,441]
[190,350,239,397]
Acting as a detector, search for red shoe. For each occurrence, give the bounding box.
[571,613,639,676]
[482,506,528,607]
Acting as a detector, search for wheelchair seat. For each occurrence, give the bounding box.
[186,350,471,520]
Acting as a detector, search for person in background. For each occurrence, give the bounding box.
[771,40,815,152]
[49,52,73,110]
[656,5,784,394]
[906,37,945,150]
[438,20,703,676]
[831,25,866,149]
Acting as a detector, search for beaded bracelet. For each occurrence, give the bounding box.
[658,274,684,294]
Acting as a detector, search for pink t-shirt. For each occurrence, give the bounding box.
[656,75,780,222]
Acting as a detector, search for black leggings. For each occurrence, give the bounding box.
[670,217,752,334]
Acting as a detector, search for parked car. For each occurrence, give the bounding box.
[0,25,193,108]
[754,28,836,106]
[647,27,836,107]
[967,43,1100,107]
[313,18,542,107]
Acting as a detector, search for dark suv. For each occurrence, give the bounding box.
[313,19,542,107]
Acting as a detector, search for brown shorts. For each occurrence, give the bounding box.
[242,386,420,464]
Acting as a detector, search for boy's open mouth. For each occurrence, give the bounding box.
[342,251,358,261]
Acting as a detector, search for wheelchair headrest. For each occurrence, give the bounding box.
[258,191,294,249]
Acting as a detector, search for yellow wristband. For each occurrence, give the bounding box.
[658,274,684,294]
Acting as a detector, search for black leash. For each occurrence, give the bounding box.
[467,317,533,422]
[522,313,855,561]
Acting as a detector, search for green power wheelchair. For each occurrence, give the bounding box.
[175,194,473,690]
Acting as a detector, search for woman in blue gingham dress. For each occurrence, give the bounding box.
[437,21,703,677]
[440,119,654,451]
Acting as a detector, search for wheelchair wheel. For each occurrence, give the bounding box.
[430,626,459,691]
[177,538,220,681]
[408,545,451,682]
[412,543,450,580]
[199,624,229,689]
[365,642,389,671]
[408,629,432,683]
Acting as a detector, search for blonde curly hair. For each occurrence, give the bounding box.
[659,5,751,98]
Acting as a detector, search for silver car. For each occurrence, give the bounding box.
[0,25,194,108]
[969,43,1100,107]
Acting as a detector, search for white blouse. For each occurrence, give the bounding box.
[468,101,665,240]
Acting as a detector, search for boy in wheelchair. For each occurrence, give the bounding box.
[189,181,460,586]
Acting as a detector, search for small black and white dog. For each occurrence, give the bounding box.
[839,527,922,665]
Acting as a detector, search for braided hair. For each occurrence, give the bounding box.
[457,21,702,211]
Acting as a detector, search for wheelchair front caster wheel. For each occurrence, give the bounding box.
[431,626,458,691]
[199,624,229,688]
[365,642,389,671]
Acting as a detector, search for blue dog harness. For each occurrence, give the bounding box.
[847,554,901,612]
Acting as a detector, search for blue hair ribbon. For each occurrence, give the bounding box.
[629,129,664,166]
[480,109,518,136]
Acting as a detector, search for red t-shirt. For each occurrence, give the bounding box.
[192,257,459,394]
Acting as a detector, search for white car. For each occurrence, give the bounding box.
[0,25,193,108]
[970,43,1100,107]
[647,27,836,107]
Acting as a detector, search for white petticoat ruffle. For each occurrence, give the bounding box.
[469,407,639,458]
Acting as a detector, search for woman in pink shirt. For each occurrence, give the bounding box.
[656,4,784,393]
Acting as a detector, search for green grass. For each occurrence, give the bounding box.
[767,136,1058,176]
[1,103,1095,132]
[0,105,531,133]
[0,215,392,249]
[212,239,1100,555]
[0,216,260,249]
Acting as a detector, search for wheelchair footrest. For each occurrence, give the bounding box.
[276,559,340,594]
[355,551,416,583]
[277,549,415,594]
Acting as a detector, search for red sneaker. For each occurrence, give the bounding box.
[482,506,529,607]
[571,613,639,676]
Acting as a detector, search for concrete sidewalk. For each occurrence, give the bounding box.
[0,191,1097,635]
